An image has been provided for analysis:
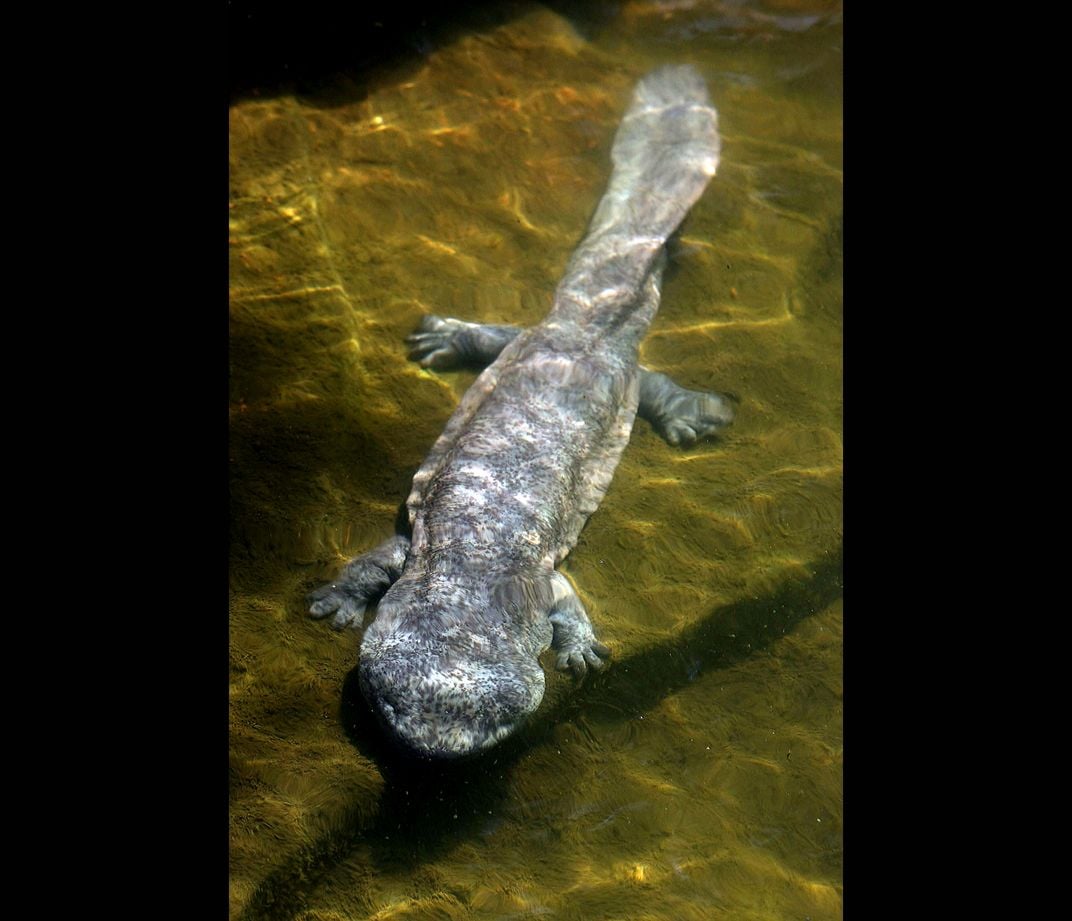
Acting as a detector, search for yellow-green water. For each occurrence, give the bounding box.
[229,2,842,918]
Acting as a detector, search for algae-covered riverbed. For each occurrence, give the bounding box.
[229,3,842,918]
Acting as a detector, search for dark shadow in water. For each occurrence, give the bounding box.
[229,0,625,106]
[236,543,841,921]
[554,544,842,728]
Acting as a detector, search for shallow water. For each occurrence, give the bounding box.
[229,2,842,918]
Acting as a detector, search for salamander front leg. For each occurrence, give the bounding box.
[307,534,410,631]
[547,572,610,678]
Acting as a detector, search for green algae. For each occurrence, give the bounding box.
[230,3,842,918]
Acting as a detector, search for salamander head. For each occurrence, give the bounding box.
[358,632,546,760]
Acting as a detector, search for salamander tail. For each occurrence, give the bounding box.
[554,66,720,327]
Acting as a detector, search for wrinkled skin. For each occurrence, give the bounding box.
[309,65,730,759]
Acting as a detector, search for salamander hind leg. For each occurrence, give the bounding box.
[639,370,736,447]
[308,535,410,630]
[547,573,610,678]
[405,315,521,370]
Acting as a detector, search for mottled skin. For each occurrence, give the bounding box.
[405,315,735,447]
[310,66,729,759]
